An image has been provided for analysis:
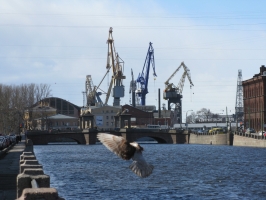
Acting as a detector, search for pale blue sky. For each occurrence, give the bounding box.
[1,0,266,120]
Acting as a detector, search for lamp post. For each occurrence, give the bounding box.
[186,110,193,130]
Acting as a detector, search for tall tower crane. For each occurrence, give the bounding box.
[235,69,244,124]
[129,68,136,107]
[163,62,194,124]
[136,42,157,105]
[104,27,126,106]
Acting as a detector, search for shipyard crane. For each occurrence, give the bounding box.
[85,75,103,106]
[136,42,157,105]
[104,27,126,106]
[129,68,136,107]
[163,62,194,124]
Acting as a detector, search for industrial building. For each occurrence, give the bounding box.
[242,65,266,131]
[24,97,81,131]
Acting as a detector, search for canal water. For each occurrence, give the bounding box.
[34,143,266,200]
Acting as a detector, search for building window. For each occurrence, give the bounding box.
[106,122,109,126]
[111,116,113,119]
[111,110,113,113]
[111,122,113,126]
[106,116,109,119]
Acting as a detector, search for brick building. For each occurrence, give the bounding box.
[242,65,266,131]
[122,104,154,127]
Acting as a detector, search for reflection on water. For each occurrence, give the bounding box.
[34,144,266,200]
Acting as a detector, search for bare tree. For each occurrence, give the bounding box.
[196,108,214,122]
[187,111,196,123]
[35,84,52,103]
[0,83,52,134]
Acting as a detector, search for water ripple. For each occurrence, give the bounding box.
[34,144,266,200]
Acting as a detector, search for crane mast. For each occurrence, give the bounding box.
[85,75,103,107]
[86,75,96,106]
[163,62,194,124]
[104,27,126,106]
[136,42,157,105]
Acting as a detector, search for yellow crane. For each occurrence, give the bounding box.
[104,27,126,106]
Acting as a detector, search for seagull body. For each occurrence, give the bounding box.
[97,133,154,178]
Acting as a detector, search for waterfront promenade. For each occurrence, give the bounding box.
[0,137,25,200]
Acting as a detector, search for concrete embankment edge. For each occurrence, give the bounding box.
[189,133,227,145]
[189,132,266,148]
[233,134,266,148]
[17,139,65,200]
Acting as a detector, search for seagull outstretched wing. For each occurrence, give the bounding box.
[97,133,136,160]
[97,133,154,178]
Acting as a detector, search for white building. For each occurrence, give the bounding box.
[84,105,122,131]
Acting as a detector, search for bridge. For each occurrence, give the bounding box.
[26,130,97,145]
[119,128,188,144]
[26,129,189,145]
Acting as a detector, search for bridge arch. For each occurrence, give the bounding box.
[47,136,80,144]
[26,131,88,145]
[121,131,175,144]
[136,136,167,144]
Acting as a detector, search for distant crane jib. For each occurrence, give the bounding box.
[165,62,194,94]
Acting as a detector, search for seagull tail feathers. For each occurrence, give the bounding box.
[129,161,154,178]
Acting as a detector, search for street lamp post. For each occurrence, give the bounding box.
[186,110,193,130]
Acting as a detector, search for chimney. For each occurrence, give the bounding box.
[158,88,161,118]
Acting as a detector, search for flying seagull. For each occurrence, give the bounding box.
[97,133,154,178]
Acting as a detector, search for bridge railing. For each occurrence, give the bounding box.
[191,131,227,135]
[234,131,266,140]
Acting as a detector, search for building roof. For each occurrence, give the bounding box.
[32,97,81,110]
[36,114,78,120]
[89,105,121,110]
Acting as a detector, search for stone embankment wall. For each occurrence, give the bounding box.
[17,139,64,200]
[233,132,266,148]
[189,132,227,145]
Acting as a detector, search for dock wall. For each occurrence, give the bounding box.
[233,132,266,148]
[189,133,228,145]
[189,131,266,148]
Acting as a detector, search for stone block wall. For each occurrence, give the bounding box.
[189,133,227,145]
[17,139,64,200]
[233,133,266,148]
